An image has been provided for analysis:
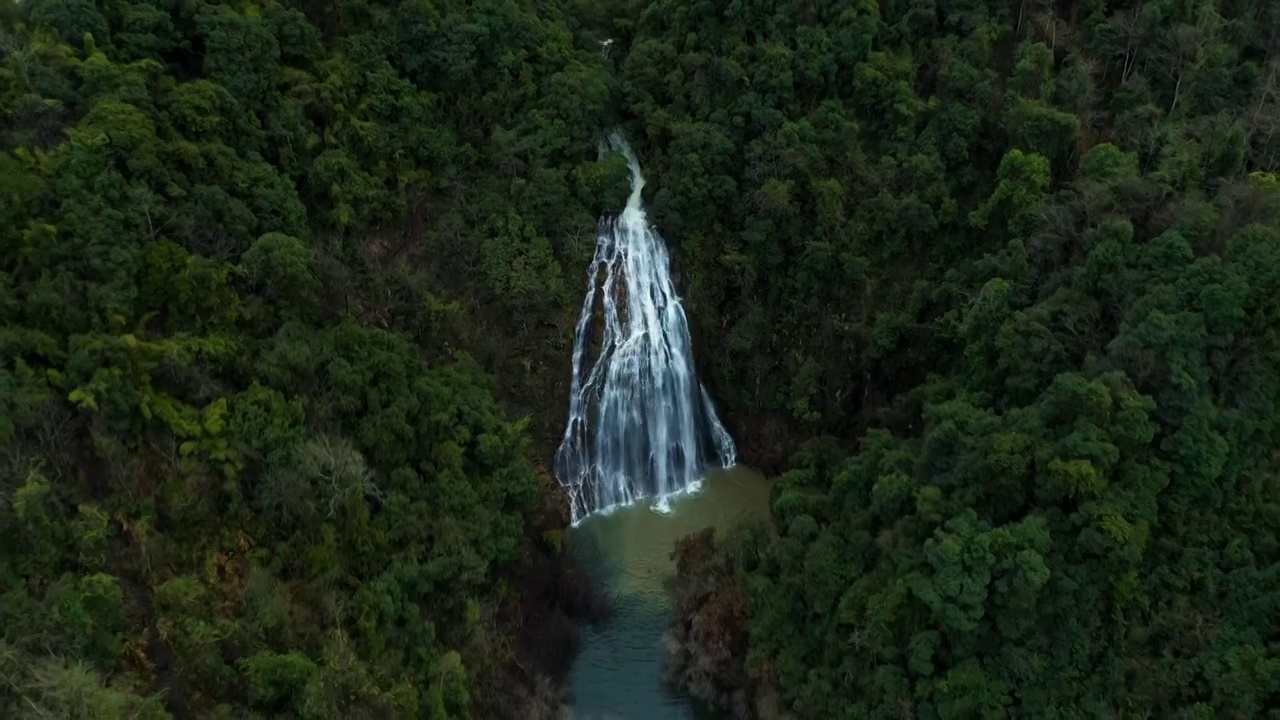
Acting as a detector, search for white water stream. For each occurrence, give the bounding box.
[554,134,736,523]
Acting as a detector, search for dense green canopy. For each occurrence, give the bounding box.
[620,0,1280,716]
[0,0,620,715]
[5,0,1280,716]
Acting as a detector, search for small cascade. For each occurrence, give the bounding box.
[555,134,736,523]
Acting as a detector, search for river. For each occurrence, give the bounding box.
[565,465,772,719]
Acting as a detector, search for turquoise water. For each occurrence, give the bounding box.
[565,466,771,719]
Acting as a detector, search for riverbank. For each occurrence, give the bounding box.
[468,468,609,718]
[564,467,772,719]
[663,524,794,720]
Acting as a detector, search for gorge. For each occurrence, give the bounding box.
[3,0,1279,717]
[553,135,758,717]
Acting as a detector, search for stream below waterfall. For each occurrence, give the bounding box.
[565,466,771,719]
[554,133,763,718]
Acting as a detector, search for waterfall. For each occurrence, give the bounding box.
[555,134,737,523]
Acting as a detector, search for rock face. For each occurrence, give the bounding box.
[663,528,787,720]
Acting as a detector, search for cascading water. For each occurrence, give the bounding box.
[555,134,737,523]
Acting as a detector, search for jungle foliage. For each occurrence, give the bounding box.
[618,0,1280,716]
[0,0,622,715]
[7,0,1280,716]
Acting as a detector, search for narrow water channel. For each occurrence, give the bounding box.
[566,465,772,719]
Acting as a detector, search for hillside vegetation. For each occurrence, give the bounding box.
[0,0,622,715]
[5,0,1280,717]
[623,0,1280,716]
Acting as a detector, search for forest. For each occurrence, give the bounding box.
[638,0,1280,717]
[0,0,620,715]
[2,0,1279,717]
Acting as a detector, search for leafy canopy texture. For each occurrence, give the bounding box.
[6,0,1280,716]
[0,0,622,715]
[615,0,1280,716]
